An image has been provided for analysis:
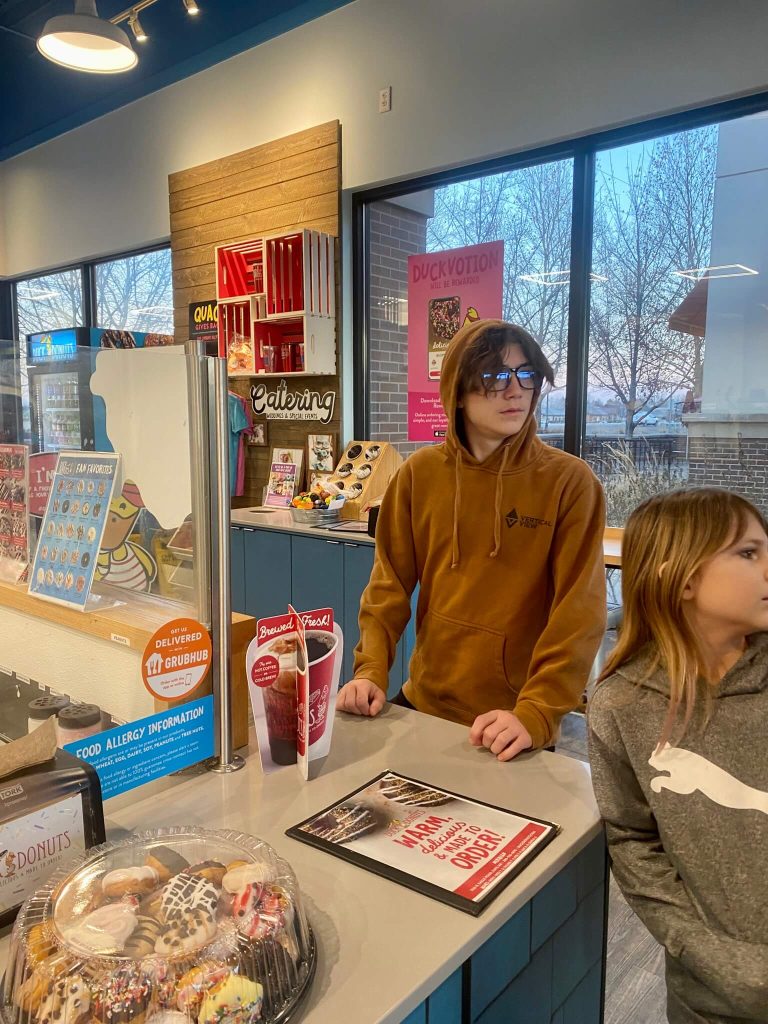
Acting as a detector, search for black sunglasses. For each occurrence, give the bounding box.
[481,365,543,392]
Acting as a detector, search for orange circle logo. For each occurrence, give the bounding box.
[142,618,212,701]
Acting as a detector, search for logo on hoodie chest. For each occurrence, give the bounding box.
[505,508,552,530]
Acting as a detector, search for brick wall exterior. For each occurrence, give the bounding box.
[368,201,429,458]
[688,435,768,513]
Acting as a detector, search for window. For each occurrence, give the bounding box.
[366,158,573,456]
[16,269,84,336]
[95,248,174,334]
[14,268,85,441]
[358,98,768,524]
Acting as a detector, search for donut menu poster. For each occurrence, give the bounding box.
[407,241,504,442]
[288,771,558,915]
[0,444,29,583]
[28,452,120,610]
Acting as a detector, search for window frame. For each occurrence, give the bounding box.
[2,241,172,346]
[352,90,768,454]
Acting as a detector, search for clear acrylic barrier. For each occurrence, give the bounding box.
[0,334,218,791]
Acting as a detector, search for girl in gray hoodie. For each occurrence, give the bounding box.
[588,488,768,1024]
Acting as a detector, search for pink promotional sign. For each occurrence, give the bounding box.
[407,241,504,441]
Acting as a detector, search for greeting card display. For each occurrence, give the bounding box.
[0,444,29,582]
[264,447,303,507]
[28,452,120,610]
[246,606,343,778]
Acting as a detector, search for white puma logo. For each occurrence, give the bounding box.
[648,745,768,815]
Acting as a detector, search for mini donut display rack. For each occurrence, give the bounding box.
[328,441,403,521]
[0,826,316,1024]
[216,231,336,378]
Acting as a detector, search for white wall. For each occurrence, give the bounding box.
[3,0,768,278]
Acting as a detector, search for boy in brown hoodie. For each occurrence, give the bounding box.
[337,320,606,759]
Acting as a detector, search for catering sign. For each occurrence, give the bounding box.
[288,770,558,914]
[407,241,504,442]
[250,379,336,424]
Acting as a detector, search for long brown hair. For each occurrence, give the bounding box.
[599,487,768,745]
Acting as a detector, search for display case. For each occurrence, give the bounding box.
[1,826,315,1024]
[216,230,336,378]
[0,339,253,797]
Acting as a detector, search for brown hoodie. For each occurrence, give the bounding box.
[353,319,607,748]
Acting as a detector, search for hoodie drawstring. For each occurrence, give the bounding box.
[490,445,510,559]
[451,454,462,569]
[451,443,509,568]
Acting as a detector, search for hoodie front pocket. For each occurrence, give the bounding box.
[410,609,512,713]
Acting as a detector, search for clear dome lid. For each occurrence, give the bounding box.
[1,827,315,1024]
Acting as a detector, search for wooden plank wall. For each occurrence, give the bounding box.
[168,121,341,506]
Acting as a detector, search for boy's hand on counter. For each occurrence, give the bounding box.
[337,679,386,717]
[469,711,533,761]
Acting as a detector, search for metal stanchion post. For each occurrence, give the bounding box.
[207,356,244,773]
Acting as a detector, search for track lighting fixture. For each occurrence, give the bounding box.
[128,11,148,42]
[37,0,137,73]
[37,0,202,73]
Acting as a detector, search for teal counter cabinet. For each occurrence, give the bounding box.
[231,524,407,694]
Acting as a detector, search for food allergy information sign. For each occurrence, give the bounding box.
[63,696,215,800]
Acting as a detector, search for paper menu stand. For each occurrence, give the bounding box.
[27,451,120,612]
[0,443,30,584]
[245,606,343,778]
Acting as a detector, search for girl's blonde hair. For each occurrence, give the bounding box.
[599,487,768,745]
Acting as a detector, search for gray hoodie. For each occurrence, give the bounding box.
[588,633,768,1024]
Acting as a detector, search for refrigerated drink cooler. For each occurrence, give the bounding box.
[26,328,174,454]
[27,330,96,453]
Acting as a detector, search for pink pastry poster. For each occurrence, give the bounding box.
[407,241,504,442]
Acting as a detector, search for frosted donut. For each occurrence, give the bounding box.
[198,976,263,1024]
[232,884,290,941]
[175,962,230,1011]
[221,862,276,894]
[102,866,159,899]
[63,902,138,954]
[161,872,219,923]
[37,974,91,1024]
[92,966,152,1024]
[154,908,216,956]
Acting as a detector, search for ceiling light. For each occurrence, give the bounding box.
[519,270,608,286]
[182,0,200,14]
[37,0,137,73]
[673,264,759,281]
[19,290,61,301]
[128,12,148,41]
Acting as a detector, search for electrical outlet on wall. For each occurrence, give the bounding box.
[378,86,392,113]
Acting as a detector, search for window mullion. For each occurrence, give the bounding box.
[563,149,596,458]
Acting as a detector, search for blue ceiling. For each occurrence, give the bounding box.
[0,0,353,160]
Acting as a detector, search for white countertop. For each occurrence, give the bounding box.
[1,708,599,1023]
[231,507,375,545]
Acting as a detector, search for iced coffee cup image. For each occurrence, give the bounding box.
[304,630,340,746]
[261,633,300,765]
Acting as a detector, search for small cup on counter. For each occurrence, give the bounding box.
[56,703,102,746]
[27,694,70,735]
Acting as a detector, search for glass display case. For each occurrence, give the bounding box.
[0,336,229,798]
